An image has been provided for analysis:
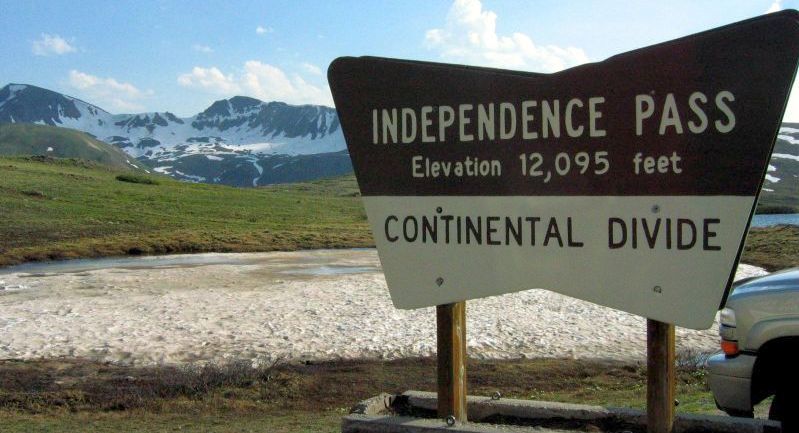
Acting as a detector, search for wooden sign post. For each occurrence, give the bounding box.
[436,302,467,422]
[647,319,676,433]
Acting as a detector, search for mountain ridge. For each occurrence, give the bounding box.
[0,83,350,187]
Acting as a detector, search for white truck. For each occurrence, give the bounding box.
[706,268,799,430]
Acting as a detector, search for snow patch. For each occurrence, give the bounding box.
[251,159,263,187]
[233,132,344,156]
[0,85,25,109]
[765,174,780,183]
[0,250,767,365]
[778,134,799,145]
[768,164,776,172]
[251,160,263,175]
[46,147,53,152]
[772,153,799,161]
[173,170,206,182]
[763,188,774,192]
[205,155,223,161]
[8,84,26,96]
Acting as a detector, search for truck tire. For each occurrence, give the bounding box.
[726,409,753,418]
[769,388,797,431]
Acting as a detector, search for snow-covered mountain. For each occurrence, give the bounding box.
[0,83,351,186]
[3,83,799,208]
[761,123,799,212]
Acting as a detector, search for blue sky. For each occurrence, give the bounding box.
[2,0,798,119]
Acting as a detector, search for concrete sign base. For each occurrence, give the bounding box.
[342,391,780,433]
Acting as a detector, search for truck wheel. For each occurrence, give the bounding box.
[726,409,753,418]
[769,388,797,431]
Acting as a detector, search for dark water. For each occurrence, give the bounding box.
[0,250,380,276]
[0,253,257,275]
[279,265,377,276]
[751,213,799,227]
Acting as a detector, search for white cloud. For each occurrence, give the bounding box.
[242,61,332,105]
[32,33,76,56]
[67,70,151,112]
[256,25,274,35]
[177,66,240,94]
[425,0,589,72]
[192,44,214,54]
[766,0,782,13]
[301,62,323,76]
[177,62,333,106]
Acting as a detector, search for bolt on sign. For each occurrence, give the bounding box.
[328,11,799,329]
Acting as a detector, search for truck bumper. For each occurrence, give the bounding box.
[706,352,756,414]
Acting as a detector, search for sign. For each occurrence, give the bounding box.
[328,11,799,329]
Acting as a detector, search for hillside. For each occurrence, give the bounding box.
[0,123,146,172]
[0,83,351,187]
[0,156,370,267]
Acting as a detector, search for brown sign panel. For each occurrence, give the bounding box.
[328,11,799,329]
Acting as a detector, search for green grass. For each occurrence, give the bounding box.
[0,156,372,267]
[743,225,799,271]
[0,357,724,433]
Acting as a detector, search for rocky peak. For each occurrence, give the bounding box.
[0,83,105,125]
